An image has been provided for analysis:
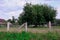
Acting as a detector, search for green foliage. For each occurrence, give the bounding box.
[11,16,15,24]
[0,32,60,40]
[55,19,60,26]
[18,3,56,27]
[0,31,31,40]
[44,32,59,40]
[7,19,12,22]
[7,16,16,24]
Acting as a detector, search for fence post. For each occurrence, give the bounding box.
[7,22,10,31]
[25,22,27,32]
[49,21,51,31]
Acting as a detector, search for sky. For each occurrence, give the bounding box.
[0,0,60,20]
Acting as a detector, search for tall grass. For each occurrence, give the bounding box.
[0,31,60,40]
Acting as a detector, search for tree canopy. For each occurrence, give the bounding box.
[18,3,56,26]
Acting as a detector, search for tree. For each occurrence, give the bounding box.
[19,3,33,25]
[18,3,56,27]
[42,5,56,23]
[55,19,60,26]
[11,16,15,24]
[7,19,12,22]
[31,5,46,25]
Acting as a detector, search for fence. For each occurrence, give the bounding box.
[7,22,28,32]
[0,21,60,33]
[0,22,28,32]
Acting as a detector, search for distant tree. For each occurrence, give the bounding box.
[55,19,60,26]
[11,16,15,24]
[7,19,12,23]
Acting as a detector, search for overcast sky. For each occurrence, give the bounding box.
[0,0,60,20]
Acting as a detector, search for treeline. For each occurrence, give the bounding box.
[8,3,57,27]
[18,3,56,27]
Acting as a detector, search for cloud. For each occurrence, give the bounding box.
[0,0,24,12]
[7,10,23,19]
[0,10,23,20]
[0,0,60,20]
[0,0,24,20]
[56,7,60,19]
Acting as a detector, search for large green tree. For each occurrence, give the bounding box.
[18,3,56,26]
[42,5,56,23]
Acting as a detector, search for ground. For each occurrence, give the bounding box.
[0,26,60,40]
[0,26,60,33]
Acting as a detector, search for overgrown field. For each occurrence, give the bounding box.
[0,31,60,40]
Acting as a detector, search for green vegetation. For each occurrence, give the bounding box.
[8,16,16,24]
[18,3,56,27]
[0,31,60,40]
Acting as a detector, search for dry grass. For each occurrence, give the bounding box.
[0,27,60,33]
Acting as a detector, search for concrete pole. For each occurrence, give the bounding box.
[49,21,51,30]
[25,22,27,32]
[7,22,10,31]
